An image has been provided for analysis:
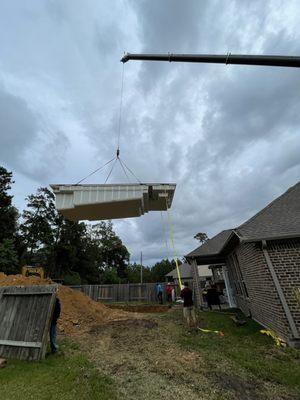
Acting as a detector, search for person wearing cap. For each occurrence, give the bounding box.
[165,282,173,303]
[180,281,197,328]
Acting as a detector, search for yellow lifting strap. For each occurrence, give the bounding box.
[166,205,183,290]
[260,329,286,347]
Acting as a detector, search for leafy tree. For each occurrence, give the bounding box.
[194,232,209,244]
[150,258,179,282]
[101,267,119,284]
[88,222,130,281]
[0,166,18,242]
[0,239,18,274]
[127,262,152,283]
[20,187,58,261]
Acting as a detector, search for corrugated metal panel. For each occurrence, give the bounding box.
[50,183,176,221]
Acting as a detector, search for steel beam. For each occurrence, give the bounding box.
[121,53,300,68]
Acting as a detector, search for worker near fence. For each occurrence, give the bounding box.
[50,296,61,354]
[180,281,197,328]
[155,283,163,304]
[166,282,173,303]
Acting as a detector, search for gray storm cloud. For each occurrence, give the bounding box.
[0,0,299,265]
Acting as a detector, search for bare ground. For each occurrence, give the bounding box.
[76,309,298,400]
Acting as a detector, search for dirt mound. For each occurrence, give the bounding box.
[0,273,130,336]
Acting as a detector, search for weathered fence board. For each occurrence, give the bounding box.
[0,285,57,361]
[70,282,179,303]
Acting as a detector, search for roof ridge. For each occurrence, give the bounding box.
[237,181,300,236]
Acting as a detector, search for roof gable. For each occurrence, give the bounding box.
[186,229,233,258]
[237,182,300,241]
[165,262,192,278]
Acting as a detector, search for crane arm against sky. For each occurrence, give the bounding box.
[121,53,300,68]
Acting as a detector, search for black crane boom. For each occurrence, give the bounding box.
[121,53,300,68]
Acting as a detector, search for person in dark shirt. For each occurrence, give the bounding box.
[165,283,173,303]
[50,296,61,353]
[206,284,221,310]
[180,282,197,328]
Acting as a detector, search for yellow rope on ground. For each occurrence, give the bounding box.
[199,328,225,337]
[260,329,286,347]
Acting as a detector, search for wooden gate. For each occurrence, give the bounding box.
[0,285,57,361]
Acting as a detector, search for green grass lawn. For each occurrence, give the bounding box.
[1,310,299,400]
[0,339,117,400]
[177,310,300,393]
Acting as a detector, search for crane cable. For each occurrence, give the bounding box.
[117,63,125,152]
[74,62,141,185]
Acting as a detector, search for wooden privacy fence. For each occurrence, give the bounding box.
[0,285,57,361]
[70,282,179,303]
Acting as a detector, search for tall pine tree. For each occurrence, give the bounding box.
[0,166,18,273]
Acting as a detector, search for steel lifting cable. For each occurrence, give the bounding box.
[117,63,125,152]
[104,157,118,183]
[74,62,142,185]
[75,156,116,185]
[119,157,142,184]
[117,157,130,182]
[116,62,143,184]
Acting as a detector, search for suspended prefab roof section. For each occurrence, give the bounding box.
[50,183,176,221]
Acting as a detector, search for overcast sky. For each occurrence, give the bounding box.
[1,0,300,265]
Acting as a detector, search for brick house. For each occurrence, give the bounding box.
[186,182,300,347]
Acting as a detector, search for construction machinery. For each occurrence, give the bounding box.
[21,266,45,279]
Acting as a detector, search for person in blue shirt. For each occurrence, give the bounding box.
[155,283,163,304]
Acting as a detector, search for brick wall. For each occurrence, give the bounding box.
[267,239,300,336]
[226,240,299,342]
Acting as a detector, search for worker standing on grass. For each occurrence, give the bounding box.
[180,282,197,329]
[50,296,61,354]
[155,283,163,304]
[166,282,173,304]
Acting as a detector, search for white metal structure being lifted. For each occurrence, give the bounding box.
[50,183,176,221]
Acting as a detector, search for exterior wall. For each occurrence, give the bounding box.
[267,239,300,338]
[226,240,300,343]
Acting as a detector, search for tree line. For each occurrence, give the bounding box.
[0,166,177,284]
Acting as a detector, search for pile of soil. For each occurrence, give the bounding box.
[0,273,130,336]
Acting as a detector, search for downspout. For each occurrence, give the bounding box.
[261,240,299,339]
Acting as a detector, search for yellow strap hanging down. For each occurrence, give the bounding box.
[166,205,183,290]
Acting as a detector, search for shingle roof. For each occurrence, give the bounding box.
[185,182,300,260]
[185,229,233,258]
[165,262,192,278]
[236,182,300,241]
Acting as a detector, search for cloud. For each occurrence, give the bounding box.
[0,88,38,168]
[1,0,300,265]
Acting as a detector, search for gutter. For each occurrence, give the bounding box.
[261,240,299,339]
[240,233,300,243]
